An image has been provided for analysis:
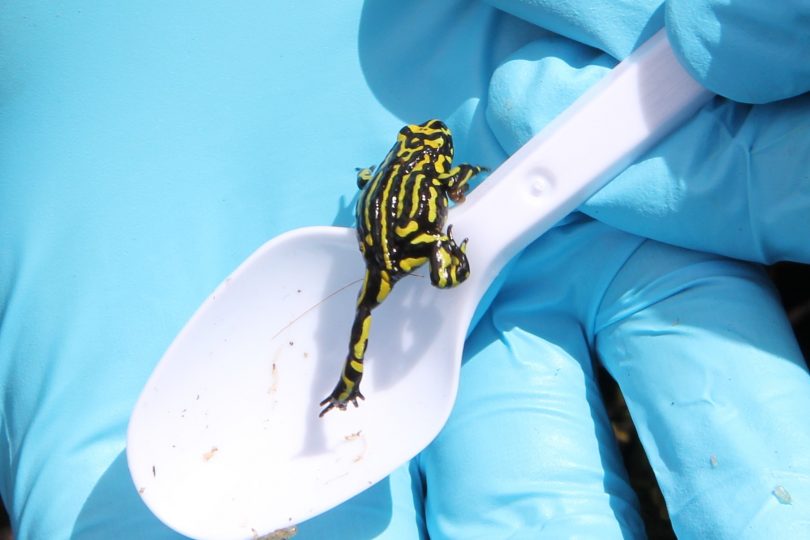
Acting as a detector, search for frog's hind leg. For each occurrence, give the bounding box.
[428,226,470,289]
[320,266,393,416]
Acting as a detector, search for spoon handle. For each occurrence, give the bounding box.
[452,29,714,283]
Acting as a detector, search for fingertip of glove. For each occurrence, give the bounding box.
[486,36,614,154]
[666,0,810,104]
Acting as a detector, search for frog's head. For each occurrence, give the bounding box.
[398,119,454,161]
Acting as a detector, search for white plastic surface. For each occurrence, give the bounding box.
[127,227,465,539]
[450,29,713,283]
[127,30,713,539]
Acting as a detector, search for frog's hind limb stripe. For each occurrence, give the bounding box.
[320,306,370,415]
[320,268,392,416]
[394,220,420,238]
[429,230,470,289]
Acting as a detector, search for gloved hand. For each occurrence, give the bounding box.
[484,0,810,264]
[302,2,810,539]
[2,2,809,540]
[404,0,810,538]
[0,2,419,538]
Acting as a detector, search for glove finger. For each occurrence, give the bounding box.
[487,34,810,264]
[486,33,615,155]
[666,0,810,104]
[482,0,664,60]
[596,240,810,538]
[420,217,648,538]
[582,94,810,264]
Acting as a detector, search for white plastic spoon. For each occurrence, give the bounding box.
[127,30,712,540]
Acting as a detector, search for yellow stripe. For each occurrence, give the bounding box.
[362,175,378,232]
[422,136,444,149]
[339,377,355,400]
[376,271,392,302]
[396,176,409,218]
[412,154,430,172]
[395,220,419,237]
[379,166,398,271]
[410,233,436,244]
[437,248,451,287]
[395,132,416,160]
[407,124,431,134]
[428,186,438,222]
[435,154,448,174]
[357,167,374,187]
[400,256,428,272]
[410,175,422,218]
[438,248,451,266]
[362,147,396,231]
[352,315,371,359]
[350,360,364,373]
[408,122,448,136]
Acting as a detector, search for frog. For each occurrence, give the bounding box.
[319,119,487,416]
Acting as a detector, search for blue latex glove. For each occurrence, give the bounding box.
[485,0,810,264]
[308,1,810,538]
[0,2,416,538]
[2,2,810,540]
[666,0,810,104]
[428,0,810,537]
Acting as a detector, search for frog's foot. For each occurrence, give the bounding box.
[448,183,469,204]
[429,226,470,288]
[356,165,376,189]
[443,164,489,203]
[319,387,365,417]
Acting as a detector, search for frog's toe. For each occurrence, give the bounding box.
[448,184,468,203]
[318,397,341,417]
[457,238,469,255]
[318,389,365,417]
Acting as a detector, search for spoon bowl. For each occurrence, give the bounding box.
[126,225,478,539]
[127,30,712,539]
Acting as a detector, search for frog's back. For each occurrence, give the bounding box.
[358,148,449,265]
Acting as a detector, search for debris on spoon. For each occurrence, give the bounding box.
[772,485,792,505]
[255,526,298,540]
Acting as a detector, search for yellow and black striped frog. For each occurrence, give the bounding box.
[320,119,487,416]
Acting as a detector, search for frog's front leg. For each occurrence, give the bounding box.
[438,164,488,203]
[429,226,470,289]
[356,165,376,189]
[319,266,393,416]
